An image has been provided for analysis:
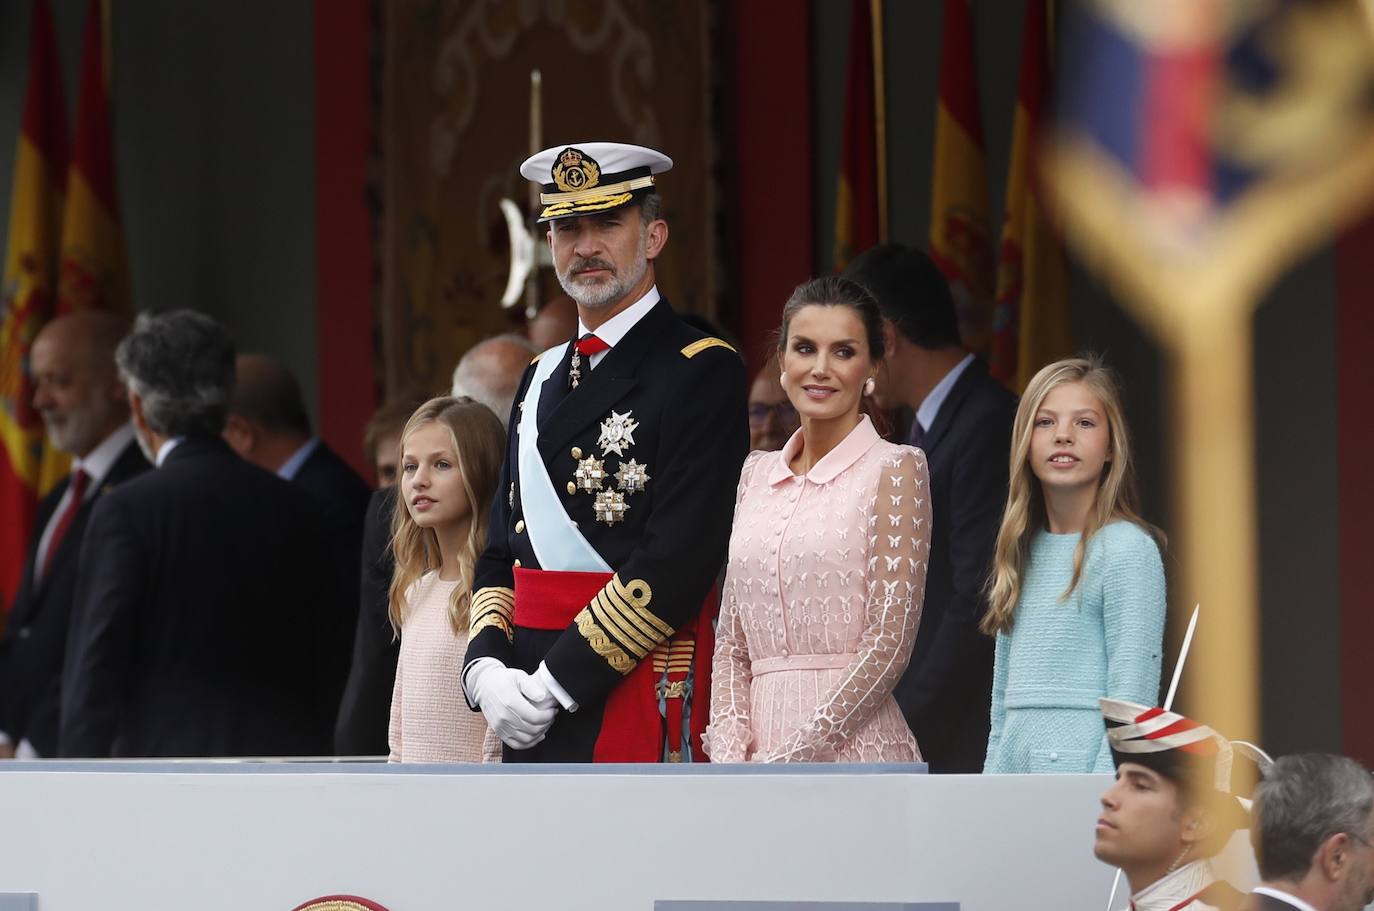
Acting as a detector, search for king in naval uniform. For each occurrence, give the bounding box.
[461,141,748,762]
[1094,698,1272,911]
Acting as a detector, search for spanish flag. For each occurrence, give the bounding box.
[833,0,880,271]
[929,0,993,353]
[0,0,68,613]
[59,0,130,318]
[991,0,1069,390]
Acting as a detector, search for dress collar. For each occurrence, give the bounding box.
[766,414,881,486]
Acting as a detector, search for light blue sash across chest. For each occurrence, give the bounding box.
[517,343,612,573]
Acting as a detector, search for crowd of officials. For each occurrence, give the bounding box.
[0,139,1369,911]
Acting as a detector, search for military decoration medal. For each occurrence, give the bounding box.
[615,459,650,494]
[574,455,607,492]
[569,350,582,389]
[594,489,629,525]
[598,410,638,457]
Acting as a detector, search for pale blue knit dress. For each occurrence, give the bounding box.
[983,521,1165,774]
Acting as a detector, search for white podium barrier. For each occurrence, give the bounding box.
[0,762,1255,910]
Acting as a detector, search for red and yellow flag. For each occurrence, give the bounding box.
[929,0,994,352]
[833,0,880,271]
[59,0,130,317]
[0,0,69,612]
[991,0,1069,390]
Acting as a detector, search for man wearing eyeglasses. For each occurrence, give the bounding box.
[747,357,799,452]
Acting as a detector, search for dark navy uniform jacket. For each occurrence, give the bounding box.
[464,297,748,761]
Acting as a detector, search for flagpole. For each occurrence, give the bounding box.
[870,0,888,243]
[525,69,542,319]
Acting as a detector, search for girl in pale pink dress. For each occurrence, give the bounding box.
[388,396,505,763]
[704,277,931,763]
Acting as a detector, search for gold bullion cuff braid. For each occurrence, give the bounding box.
[575,574,671,674]
[469,586,515,641]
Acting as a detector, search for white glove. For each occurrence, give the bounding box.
[468,661,558,750]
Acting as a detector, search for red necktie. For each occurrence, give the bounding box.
[575,334,610,357]
[42,469,90,577]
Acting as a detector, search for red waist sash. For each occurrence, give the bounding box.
[512,567,715,762]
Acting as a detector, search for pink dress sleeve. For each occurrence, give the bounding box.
[702,451,767,763]
[757,448,931,762]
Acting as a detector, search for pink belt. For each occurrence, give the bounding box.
[752,654,856,675]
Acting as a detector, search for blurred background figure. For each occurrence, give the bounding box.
[224,353,370,718]
[362,393,428,489]
[0,311,147,760]
[1246,754,1374,911]
[746,356,799,452]
[845,242,1016,774]
[526,294,578,352]
[60,311,335,758]
[336,332,535,755]
[450,334,536,427]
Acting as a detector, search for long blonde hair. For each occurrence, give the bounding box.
[388,396,506,636]
[981,356,1162,636]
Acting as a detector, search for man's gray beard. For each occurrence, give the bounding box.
[555,234,650,309]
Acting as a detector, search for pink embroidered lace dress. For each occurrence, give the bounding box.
[703,416,930,763]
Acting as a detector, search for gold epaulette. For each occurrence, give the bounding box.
[681,337,735,359]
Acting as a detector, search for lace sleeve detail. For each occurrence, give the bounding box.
[762,447,931,762]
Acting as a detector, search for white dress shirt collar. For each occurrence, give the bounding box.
[155,436,186,468]
[575,285,661,368]
[914,352,974,435]
[1252,887,1320,911]
[277,436,320,481]
[72,422,136,491]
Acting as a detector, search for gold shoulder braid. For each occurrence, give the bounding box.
[681,337,735,359]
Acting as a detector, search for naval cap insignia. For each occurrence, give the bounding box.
[598,409,639,457]
[552,147,601,193]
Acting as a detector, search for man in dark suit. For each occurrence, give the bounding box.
[60,311,335,758]
[334,338,534,755]
[1244,754,1374,911]
[0,312,148,760]
[224,353,370,725]
[844,244,1017,773]
[463,141,748,762]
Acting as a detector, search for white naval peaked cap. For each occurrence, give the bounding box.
[520,142,672,223]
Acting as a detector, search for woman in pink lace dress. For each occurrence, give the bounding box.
[704,276,931,763]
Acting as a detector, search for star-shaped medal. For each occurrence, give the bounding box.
[615,459,650,494]
[594,489,629,525]
[598,409,639,457]
[574,455,607,492]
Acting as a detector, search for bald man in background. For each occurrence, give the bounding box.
[0,311,148,759]
[527,295,579,352]
[224,354,370,732]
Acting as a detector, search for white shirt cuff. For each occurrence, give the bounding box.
[15,739,40,760]
[535,661,577,712]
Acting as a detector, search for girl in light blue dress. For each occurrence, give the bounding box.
[981,357,1165,774]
